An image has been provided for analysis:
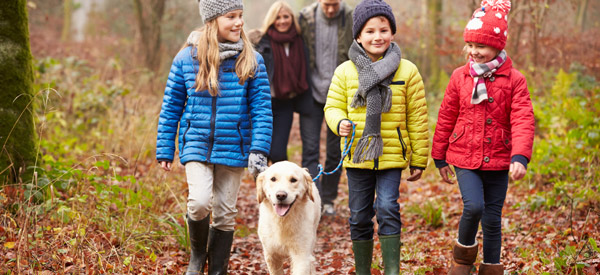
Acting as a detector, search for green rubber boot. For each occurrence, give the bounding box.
[352,239,373,275]
[380,234,400,275]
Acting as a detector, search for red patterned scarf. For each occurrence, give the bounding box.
[267,26,308,99]
[469,50,507,104]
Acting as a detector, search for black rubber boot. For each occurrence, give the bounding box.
[380,234,401,275]
[186,215,210,275]
[207,227,234,275]
[352,239,374,275]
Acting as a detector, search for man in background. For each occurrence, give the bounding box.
[299,0,354,216]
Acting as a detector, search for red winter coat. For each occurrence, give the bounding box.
[432,57,535,170]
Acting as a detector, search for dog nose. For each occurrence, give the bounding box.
[276,191,287,201]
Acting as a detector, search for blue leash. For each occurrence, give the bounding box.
[312,122,356,182]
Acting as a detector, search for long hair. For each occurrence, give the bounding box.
[193,20,257,96]
[260,1,301,35]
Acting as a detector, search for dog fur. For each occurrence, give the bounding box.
[256,161,321,275]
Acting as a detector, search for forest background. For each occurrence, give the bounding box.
[1,0,599,274]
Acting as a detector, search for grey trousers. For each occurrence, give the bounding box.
[185,161,243,231]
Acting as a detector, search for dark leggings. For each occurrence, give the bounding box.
[455,167,508,264]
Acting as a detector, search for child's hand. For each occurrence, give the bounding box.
[438,166,455,184]
[339,120,353,137]
[160,161,172,171]
[248,152,268,177]
[406,168,423,181]
[509,162,526,181]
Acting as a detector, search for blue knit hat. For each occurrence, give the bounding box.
[352,0,397,39]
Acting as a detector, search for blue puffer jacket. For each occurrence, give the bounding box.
[156,46,272,167]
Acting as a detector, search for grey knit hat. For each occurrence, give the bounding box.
[198,0,244,23]
[352,0,397,39]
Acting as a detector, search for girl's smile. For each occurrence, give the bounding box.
[217,10,244,43]
[466,42,500,64]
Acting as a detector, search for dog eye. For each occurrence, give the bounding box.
[270,177,277,182]
[290,177,297,183]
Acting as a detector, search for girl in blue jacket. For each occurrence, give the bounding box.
[156,0,272,274]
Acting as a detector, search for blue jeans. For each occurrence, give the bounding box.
[346,168,402,241]
[455,167,508,264]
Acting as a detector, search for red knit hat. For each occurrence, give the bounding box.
[463,0,511,50]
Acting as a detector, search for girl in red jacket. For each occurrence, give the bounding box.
[431,1,534,274]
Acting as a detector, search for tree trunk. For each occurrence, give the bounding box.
[510,0,527,58]
[133,0,166,72]
[426,0,442,90]
[61,0,72,41]
[531,0,549,67]
[0,0,37,183]
[576,0,589,32]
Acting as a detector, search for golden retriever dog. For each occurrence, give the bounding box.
[256,161,321,275]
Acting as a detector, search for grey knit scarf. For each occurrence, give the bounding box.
[219,39,244,61]
[185,30,245,61]
[349,40,401,163]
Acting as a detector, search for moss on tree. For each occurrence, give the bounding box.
[0,0,37,183]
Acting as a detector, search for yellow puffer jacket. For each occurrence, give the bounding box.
[324,59,429,170]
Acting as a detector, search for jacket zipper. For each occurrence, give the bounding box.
[237,121,245,157]
[182,119,191,149]
[207,96,217,161]
[397,128,407,160]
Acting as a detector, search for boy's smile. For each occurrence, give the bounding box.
[356,16,394,62]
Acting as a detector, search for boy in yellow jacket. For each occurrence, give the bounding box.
[323,0,429,273]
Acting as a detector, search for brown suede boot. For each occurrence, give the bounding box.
[478,263,503,275]
[448,240,478,275]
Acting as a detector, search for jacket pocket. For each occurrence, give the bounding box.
[501,128,512,150]
[396,127,407,160]
[450,125,465,144]
[237,121,245,157]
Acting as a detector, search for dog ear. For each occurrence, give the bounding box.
[303,168,315,202]
[256,171,266,203]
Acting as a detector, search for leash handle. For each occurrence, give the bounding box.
[312,121,356,182]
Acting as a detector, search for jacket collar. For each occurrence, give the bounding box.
[462,55,513,76]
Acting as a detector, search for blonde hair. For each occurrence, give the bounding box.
[193,20,257,96]
[260,1,301,35]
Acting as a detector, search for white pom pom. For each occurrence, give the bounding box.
[466,18,483,30]
[494,27,501,34]
[481,0,511,13]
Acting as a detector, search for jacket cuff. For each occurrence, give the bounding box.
[434,159,449,169]
[336,119,351,135]
[511,155,529,169]
[250,150,268,157]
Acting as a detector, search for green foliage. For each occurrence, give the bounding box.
[522,65,600,210]
[33,57,132,159]
[513,65,600,274]
[407,199,446,228]
[0,54,182,271]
